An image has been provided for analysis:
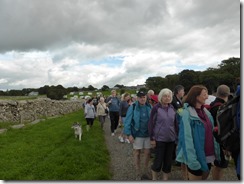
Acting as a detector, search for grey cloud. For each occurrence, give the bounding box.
[0,0,172,53]
[0,0,239,57]
[0,0,240,91]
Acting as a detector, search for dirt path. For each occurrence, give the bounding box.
[103,117,238,181]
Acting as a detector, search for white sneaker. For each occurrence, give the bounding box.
[111,133,115,136]
[118,136,124,143]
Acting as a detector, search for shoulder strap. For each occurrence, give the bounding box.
[106,96,111,103]
[153,105,159,124]
[132,103,136,110]
[130,103,136,123]
[210,102,223,109]
[150,104,159,131]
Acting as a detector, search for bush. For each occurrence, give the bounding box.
[47,86,67,100]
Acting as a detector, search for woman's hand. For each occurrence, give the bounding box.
[128,135,134,143]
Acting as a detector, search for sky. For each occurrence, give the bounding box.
[0,0,240,91]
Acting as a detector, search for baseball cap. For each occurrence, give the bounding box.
[137,91,147,97]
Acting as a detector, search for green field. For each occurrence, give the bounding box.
[0,110,111,180]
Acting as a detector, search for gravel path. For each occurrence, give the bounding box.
[103,117,239,181]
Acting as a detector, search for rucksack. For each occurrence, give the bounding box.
[213,95,240,153]
[204,102,222,111]
[130,103,137,138]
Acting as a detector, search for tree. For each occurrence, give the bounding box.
[7,89,23,96]
[145,76,167,94]
[178,70,199,92]
[199,69,219,94]
[218,57,240,77]
[165,74,180,91]
[114,84,125,89]
[217,57,240,91]
[38,85,50,95]
[0,90,4,96]
[101,85,110,91]
[66,86,79,93]
[87,85,96,91]
[46,85,67,100]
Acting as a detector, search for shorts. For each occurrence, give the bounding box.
[133,137,151,150]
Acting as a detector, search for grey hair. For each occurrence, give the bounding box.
[99,97,105,102]
[217,84,230,97]
[147,89,154,95]
[158,88,173,104]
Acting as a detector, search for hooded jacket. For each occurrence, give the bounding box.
[176,103,220,172]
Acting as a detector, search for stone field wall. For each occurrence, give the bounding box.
[0,98,84,123]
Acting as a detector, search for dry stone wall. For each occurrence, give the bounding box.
[0,98,84,123]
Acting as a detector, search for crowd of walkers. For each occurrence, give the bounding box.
[82,83,240,181]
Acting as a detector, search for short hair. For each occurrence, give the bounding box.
[121,92,130,101]
[87,98,93,103]
[158,88,173,104]
[99,97,105,102]
[183,85,207,107]
[174,85,184,95]
[147,90,154,95]
[216,85,230,98]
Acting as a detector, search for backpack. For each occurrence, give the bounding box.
[130,103,136,138]
[213,95,240,153]
[204,102,222,111]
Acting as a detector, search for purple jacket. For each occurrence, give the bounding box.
[148,103,178,142]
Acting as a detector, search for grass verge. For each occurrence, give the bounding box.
[0,110,111,180]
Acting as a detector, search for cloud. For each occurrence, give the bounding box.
[0,0,240,91]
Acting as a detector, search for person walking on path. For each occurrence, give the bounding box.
[96,97,108,130]
[106,90,120,136]
[176,85,221,180]
[171,85,185,110]
[84,98,96,131]
[209,84,231,180]
[171,85,187,179]
[149,88,178,180]
[123,91,152,180]
[118,92,131,143]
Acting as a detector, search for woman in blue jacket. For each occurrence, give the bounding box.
[176,85,220,180]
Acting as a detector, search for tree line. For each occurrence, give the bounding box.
[145,57,240,94]
[0,57,240,99]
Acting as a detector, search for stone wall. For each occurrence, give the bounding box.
[0,98,84,123]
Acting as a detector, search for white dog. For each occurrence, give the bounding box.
[71,122,82,141]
